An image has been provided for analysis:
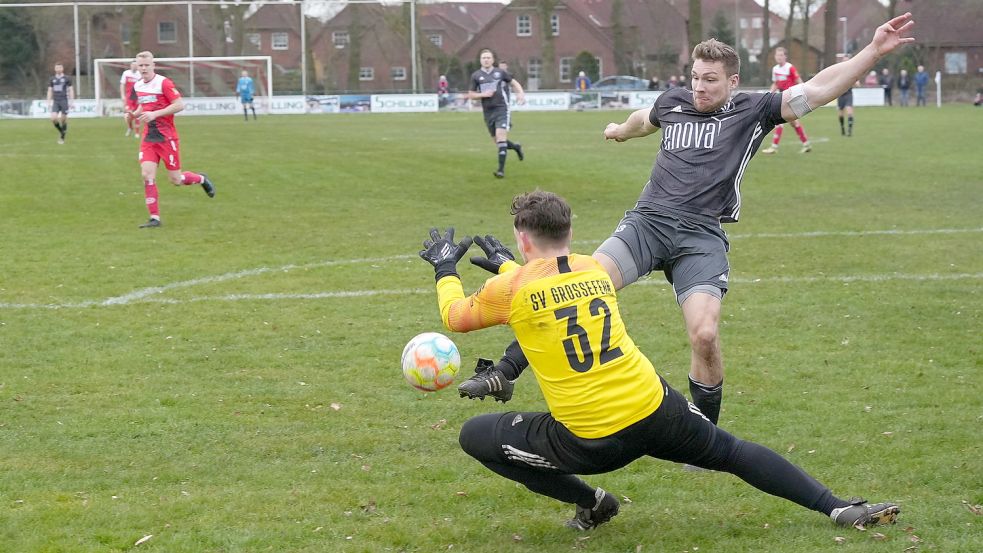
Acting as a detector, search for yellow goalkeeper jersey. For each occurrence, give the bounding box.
[436,254,664,439]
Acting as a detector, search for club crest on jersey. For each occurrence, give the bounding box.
[716,100,735,113]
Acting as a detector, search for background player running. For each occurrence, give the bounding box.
[467,49,525,178]
[132,51,215,228]
[419,190,901,533]
[47,63,73,145]
[120,61,142,138]
[762,47,812,154]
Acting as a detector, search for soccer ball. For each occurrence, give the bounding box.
[401,332,461,392]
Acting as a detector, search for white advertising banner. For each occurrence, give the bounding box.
[852,87,885,106]
[370,94,439,113]
[181,97,240,116]
[511,92,570,111]
[30,99,100,118]
[262,95,307,115]
[627,91,663,108]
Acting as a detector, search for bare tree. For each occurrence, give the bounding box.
[688,0,702,51]
[761,0,771,84]
[823,0,838,68]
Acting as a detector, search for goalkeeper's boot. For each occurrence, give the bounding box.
[830,498,900,529]
[200,173,216,198]
[458,358,513,402]
[139,217,162,228]
[493,170,505,179]
[566,488,620,531]
[514,142,524,161]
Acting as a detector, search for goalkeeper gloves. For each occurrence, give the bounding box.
[470,234,517,274]
[419,227,473,282]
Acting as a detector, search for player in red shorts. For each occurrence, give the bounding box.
[762,47,812,154]
[120,61,142,138]
[132,51,215,228]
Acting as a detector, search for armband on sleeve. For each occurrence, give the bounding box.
[787,84,813,119]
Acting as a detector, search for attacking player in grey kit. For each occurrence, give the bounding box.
[460,14,916,437]
[467,49,525,179]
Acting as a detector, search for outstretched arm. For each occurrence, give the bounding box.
[783,13,915,121]
[603,107,660,142]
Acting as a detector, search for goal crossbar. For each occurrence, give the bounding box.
[94,55,273,104]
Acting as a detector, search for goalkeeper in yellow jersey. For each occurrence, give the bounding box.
[418,190,900,532]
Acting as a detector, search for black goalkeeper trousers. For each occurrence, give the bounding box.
[459,378,838,513]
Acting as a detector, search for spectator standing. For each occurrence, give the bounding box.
[864,70,879,87]
[667,75,678,89]
[648,76,661,90]
[880,67,894,106]
[897,69,911,106]
[574,71,592,91]
[915,65,929,106]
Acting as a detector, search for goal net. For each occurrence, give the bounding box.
[94,56,272,114]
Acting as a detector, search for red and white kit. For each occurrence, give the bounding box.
[134,74,182,169]
[120,69,141,112]
[771,62,800,92]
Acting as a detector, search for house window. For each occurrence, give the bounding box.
[752,17,762,29]
[528,58,542,79]
[944,52,967,74]
[550,14,560,36]
[333,31,349,48]
[247,33,261,48]
[517,15,531,36]
[121,22,131,45]
[359,67,374,81]
[559,57,572,82]
[739,18,748,29]
[753,38,763,51]
[272,32,289,50]
[428,33,443,47]
[158,21,177,44]
[391,67,407,80]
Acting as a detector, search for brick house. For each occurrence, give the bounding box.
[458,0,688,91]
[311,2,501,92]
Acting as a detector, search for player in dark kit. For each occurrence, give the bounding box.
[460,14,917,434]
[420,191,900,532]
[837,55,856,137]
[47,63,74,144]
[468,49,525,178]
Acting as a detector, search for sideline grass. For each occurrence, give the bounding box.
[1,105,980,552]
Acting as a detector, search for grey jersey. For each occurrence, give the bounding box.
[640,87,785,223]
[49,75,72,102]
[470,68,513,111]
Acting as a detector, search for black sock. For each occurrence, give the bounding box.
[243,108,248,121]
[53,121,62,132]
[61,122,67,135]
[497,141,507,172]
[506,140,518,150]
[496,339,528,380]
[848,116,854,134]
[689,375,723,425]
[251,107,257,119]
[838,116,844,133]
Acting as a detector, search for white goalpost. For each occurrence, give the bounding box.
[94,55,273,116]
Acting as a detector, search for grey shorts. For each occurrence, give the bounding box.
[595,206,730,303]
[51,99,70,115]
[837,91,853,109]
[484,107,511,136]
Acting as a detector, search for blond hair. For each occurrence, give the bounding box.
[692,39,740,76]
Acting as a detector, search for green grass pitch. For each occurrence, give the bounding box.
[0,105,980,552]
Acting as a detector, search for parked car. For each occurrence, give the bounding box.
[592,75,650,90]
[592,75,651,108]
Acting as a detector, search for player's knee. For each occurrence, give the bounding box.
[459,414,499,461]
[167,173,183,185]
[689,323,720,353]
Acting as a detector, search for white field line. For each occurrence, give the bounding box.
[1,228,981,310]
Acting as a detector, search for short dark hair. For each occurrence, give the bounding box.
[692,38,740,77]
[511,190,571,244]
